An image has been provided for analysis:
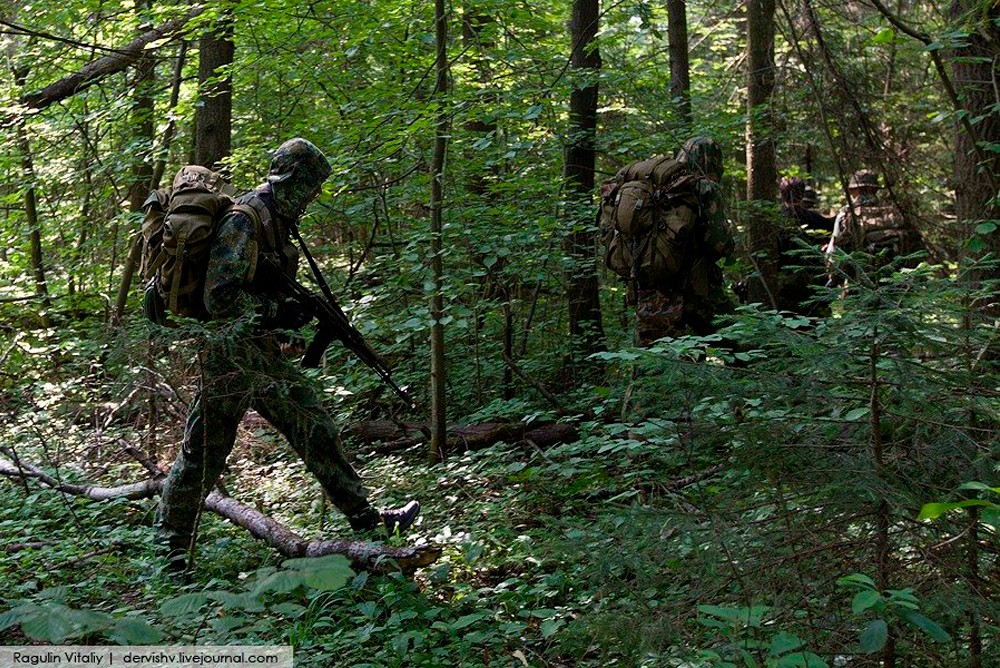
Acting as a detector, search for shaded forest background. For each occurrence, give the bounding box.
[0,1,997,667]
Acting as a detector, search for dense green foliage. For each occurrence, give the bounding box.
[1,0,997,666]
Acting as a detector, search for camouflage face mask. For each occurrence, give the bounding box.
[266,138,332,219]
[676,136,724,182]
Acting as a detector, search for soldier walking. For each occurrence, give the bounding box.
[155,139,419,571]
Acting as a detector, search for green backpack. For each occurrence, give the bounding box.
[140,165,239,323]
[599,155,700,290]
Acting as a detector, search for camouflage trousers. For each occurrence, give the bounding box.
[155,333,376,555]
[634,288,724,346]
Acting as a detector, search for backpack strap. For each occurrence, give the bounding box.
[230,192,272,284]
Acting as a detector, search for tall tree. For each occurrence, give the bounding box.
[194,13,233,170]
[563,0,605,363]
[12,66,53,328]
[111,2,157,327]
[745,0,779,306]
[950,1,999,271]
[667,0,692,129]
[428,0,450,464]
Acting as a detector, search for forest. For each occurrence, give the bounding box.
[0,0,997,666]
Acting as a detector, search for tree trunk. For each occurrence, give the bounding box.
[194,14,234,171]
[111,3,157,328]
[428,0,450,464]
[462,8,497,197]
[745,0,779,307]
[667,0,692,129]
[151,41,189,190]
[350,420,580,455]
[951,1,1000,275]
[563,0,605,365]
[13,68,54,328]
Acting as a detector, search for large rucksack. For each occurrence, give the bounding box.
[140,166,276,324]
[599,155,700,291]
[851,203,921,260]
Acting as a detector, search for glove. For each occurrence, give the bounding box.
[265,298,313,331]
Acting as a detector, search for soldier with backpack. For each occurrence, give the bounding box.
[152,138,419,572]
[600,136,735,346]
[826,169,923,268]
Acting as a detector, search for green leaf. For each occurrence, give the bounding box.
[974,222,997,235]
[0,606,31,632]
[852,589,882,614]
[768,631,805,656]
[859,618,888,653]
[956,481,999,494]
[107,618,165,645]
[20,607,78,642]
[540,618,564,638]
[697,604,768,627]
[918,499,990,520]
[208,591,265,612]
[872,28,895,45]
[898,609,951,642]
[159,593,209,617]
[738,647,759,668]
[252,570,304,595]
[451,612,488,631]
[301,562,353,592]
[523,104,543,120]
[837,573,877,589]
[270,602,307,617]
[844,407,870,421]
[774,652,830,668]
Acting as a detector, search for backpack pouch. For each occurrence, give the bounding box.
[638,204,697,287]
[613,180,657,237]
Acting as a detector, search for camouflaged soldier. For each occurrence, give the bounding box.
[827,169,922,267]
[769,176,832,317]
[633,137,736,345]
[155,138,419,571]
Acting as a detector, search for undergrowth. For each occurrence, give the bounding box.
[1,261,997,667]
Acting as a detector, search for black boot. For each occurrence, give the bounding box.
[380,500,420,534]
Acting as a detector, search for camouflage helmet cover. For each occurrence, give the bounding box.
[267,138,332,218]
[676,136,724,181]
[848,169,880,190]
[779,176,806,205]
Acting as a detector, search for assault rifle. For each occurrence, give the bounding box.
[263,257,414,408]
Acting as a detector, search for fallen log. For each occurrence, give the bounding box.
[0,456,439,573]
[350,420,580,455]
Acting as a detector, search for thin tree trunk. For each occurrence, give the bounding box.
[667,0,692,129]
[428,0,450,464]
[563,0,605,365]
[13,67,53,328]
[746,0,779,307]
[111,3,157,328]
[151,42,189,190]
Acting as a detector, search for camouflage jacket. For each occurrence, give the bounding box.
[204,185,297,325]
[698,179,735,261]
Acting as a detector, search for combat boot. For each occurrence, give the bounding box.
[380,500,420,534]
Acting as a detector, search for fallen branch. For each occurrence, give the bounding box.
[0,456,440,573]
[350,420,580,455]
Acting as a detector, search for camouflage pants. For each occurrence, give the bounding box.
[155,334,375,554]
[634,288,725,346]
